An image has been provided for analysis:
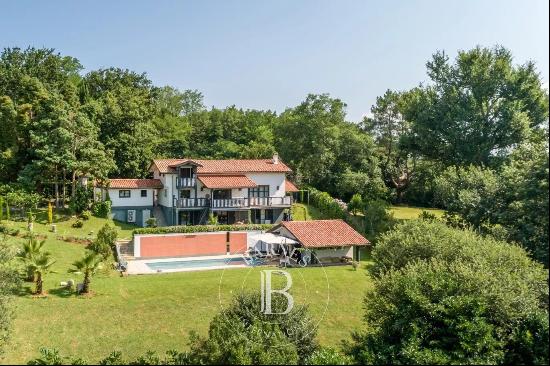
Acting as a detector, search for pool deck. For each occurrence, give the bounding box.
[125,254,249,275]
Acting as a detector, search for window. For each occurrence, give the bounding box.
[213,189,231,200]
[265,209,274,223]
[249,185,269,198]
[180,190,191,199]
[179,167,193,178]
[141,190,147,197]
[164,189,167,197]
[119,190,131,198]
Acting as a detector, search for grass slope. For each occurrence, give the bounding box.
[1,209,373,364]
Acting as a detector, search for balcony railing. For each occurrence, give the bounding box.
[249,196,292,207]
[174,196,293,209]
[176,198,208,208]
[211,198,248,208]
[176,177,196,188]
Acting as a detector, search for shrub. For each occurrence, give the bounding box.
[188,292,317,364]
[69,186,92,214]
[0,196,3,221]
[207,212,218,225]
[72,219,83,228]
[92,200,111,219]
[348,220,549,365]
[88,223,118,258]
[306,347,353,365]
[418,210,437,222]
[363,199,395,243]
[80,210,91,220]
[145,217,157,228]
[134,223,273,236]
[347,193,363,215]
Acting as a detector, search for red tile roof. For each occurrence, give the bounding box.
[285,179,299,192]
[198,175,258,189]
[151,159,292,174]
[104,179,163,189]
[271,220,370,248]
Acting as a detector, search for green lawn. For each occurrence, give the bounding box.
[1,212,373,364]
[389,205,445,220]
[3,207,137,239]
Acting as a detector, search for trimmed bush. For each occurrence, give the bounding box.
[134,223,273,236]
[72,219,83,228]
[80,210,91,220]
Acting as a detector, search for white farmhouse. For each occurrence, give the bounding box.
[98,154,299,227]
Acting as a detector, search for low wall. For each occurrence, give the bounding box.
[134,231,249,258]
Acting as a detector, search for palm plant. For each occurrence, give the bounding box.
[70,251,102,294]
[28,252,56,295]
[18,234,47,282]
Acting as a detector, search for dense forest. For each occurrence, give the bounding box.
[0,46,548,265]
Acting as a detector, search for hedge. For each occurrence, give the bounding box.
[133,223,274,236]
[307,187,346,219]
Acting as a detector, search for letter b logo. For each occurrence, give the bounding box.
[260,270,294,314]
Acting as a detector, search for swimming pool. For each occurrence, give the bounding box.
[145,257,249,271]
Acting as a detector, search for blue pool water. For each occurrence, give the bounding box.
[146,257,249,271]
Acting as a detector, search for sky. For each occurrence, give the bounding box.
[1,0,548,122]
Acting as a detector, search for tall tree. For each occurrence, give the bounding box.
[363,90,416,202]
[402,46,549,167]
[81,68,158,177]
[277,94,384,200]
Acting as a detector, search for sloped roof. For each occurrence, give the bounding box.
[104,179,163,189]
[285,179,299,192]
[151,159,292,174]
[198,175,258,189]
[270,220,370,248]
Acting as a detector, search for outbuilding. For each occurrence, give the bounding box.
[268,219,370,262]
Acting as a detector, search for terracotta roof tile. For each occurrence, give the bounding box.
[151,158,292,174]
[198,175,258,189]
[285,179,299,192]
[271,220,370,248]
[104,179,163,189]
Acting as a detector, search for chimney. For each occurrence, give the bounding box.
[272,153,279,164]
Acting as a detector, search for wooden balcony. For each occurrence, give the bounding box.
[175,196,293,209]
[175,198,208,208]
[176,177,196,188]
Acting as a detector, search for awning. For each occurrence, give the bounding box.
[285,179,299,192]
[250,233,298,245]
[197,175,257,189]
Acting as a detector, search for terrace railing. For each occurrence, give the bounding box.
[175,196,293,209]
[249,196,292,207]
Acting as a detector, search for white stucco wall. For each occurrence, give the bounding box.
[109,188,155,207]
[313,247,354,259]
[157,173,175,207]
[245,173,286,197]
